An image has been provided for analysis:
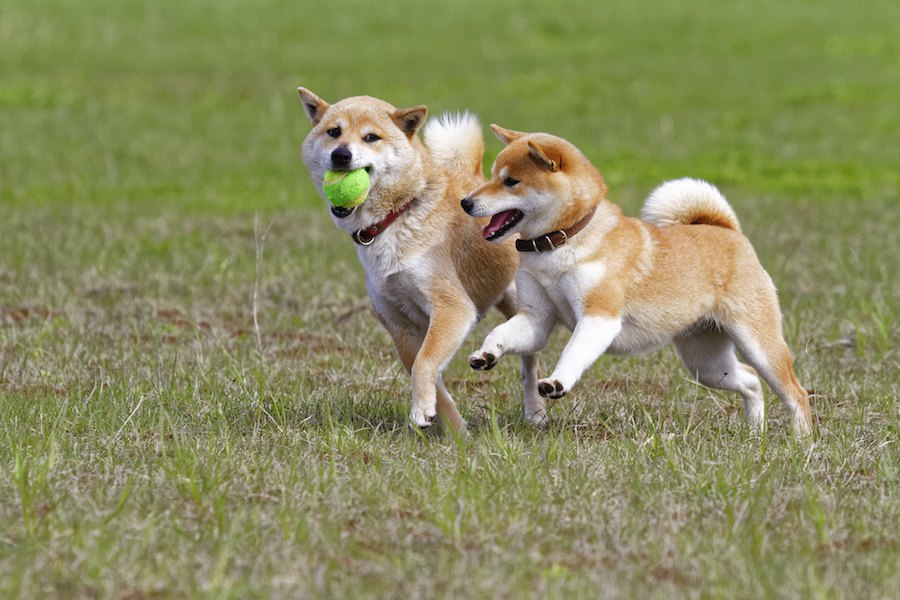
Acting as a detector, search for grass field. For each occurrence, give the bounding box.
[1,0,898,597]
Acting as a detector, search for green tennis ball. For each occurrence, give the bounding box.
[323,168,370,208]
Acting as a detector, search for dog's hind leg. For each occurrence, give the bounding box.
[728,324,813,438]
[674,328,766,432]
[435,375,467,434]
[716,283,813,438]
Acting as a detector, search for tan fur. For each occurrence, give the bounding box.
[297,90,540,430]
[465,128,813,437]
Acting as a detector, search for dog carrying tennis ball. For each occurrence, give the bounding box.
[323,168,370,208]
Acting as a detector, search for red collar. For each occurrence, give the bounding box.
[351,200,414,246]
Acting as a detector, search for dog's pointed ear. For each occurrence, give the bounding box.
[297,87,330,125]
[491,124,526,145]
[391,105,428,138]
[527,141,559,172]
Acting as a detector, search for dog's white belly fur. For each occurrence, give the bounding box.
[543,298,677,357]
[530,257,711,357]
[606,313,676,355]
[360,237,433,329]
[610,294,719,355]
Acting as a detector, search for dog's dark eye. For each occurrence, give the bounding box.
[327,127,341,138]
[503,176,520,187]
[363,133,381,143]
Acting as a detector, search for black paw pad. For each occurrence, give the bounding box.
[469,353,497,371]
[538,380,566,398]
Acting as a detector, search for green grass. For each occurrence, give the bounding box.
[1,0,898,597]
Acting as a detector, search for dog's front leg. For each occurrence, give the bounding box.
[539,314,622,399]
[408,291,477,428]
[468,310,555,371]
[375,310,468,434]
[469,315,550,426]
[469,273,555,371]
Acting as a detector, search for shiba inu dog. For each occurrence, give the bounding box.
[462,125,813,436]
[297,90,540,431]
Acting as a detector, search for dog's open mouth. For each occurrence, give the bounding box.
[328,166,373,219]
[483,209,524,241]
[331,205,356,219]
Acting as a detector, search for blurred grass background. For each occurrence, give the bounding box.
[3,0,898,211]
[1,0,898,597]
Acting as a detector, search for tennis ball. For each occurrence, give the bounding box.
[323,168,370,208]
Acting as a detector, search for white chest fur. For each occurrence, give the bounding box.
[357,224,436,329]
[521,248,606,330]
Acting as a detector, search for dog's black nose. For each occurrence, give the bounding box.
[460,197,474,215]
[331,146,352,169]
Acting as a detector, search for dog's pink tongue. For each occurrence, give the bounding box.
[483,210,519,239]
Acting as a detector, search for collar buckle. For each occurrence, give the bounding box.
[352,229,376,246]
[349,199,414,246]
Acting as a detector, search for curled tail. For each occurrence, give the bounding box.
[640,178,741,232]
[423,112,485,177]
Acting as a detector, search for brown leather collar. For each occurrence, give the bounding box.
[351,200,414,246]
[515,206,597,253]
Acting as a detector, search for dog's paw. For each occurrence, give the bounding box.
[409,405,437,428]
[537,378,567,399]
[468,350,498,371]
[525,407,550,427]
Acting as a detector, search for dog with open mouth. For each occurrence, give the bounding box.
[297,90,541,431]
[462,125,813,436]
